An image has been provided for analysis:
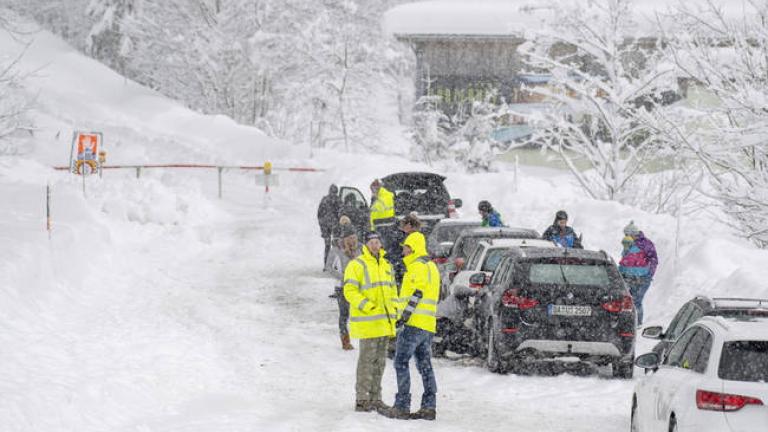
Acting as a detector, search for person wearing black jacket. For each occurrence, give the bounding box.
[543,210,583,249]
[317,184,342,267]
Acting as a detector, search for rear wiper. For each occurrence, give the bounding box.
[558,263,571,286]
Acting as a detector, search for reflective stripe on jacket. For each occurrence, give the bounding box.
[343,245,399,339]
[369,186,395,230]
[399,232,440,333]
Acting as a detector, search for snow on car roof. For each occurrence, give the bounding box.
[698,316,768,341]
[481,238,556,248]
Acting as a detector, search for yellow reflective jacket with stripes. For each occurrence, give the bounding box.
[400,232,440,333]
[343,245,399,339]
[369,186,395,230]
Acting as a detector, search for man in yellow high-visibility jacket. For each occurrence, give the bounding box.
[380,227,440,421]
[369,179,395,231]
[343,231,400,413]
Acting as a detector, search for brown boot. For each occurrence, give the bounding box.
[410,408,436,420]
[341,334,354,350]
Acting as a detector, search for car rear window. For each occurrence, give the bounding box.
[718,341,768,383]
[434,225,473,244]
[527,263,612,287]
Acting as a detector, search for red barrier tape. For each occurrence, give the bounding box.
[53,164,324,171]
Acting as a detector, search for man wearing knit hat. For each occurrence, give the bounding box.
[618,221,658,326]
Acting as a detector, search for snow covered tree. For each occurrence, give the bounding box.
[410,95,451,166]
[86,0,136,74]
[452,96,506,172]
[0,10,34,154]
[520,0,677,202]
[662,0,768,247]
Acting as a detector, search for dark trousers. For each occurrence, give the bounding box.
[322,236,331,268]
[624,276,652,325]
[394,326,437,410]
[335,285,350,336]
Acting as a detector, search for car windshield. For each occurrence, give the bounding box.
[718,341,768,383]
[481,249,506,272]
[527,263,611,287]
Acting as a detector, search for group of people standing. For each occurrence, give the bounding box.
[318,183,660,422]
[475,203,658,325]
[317,181,441,420]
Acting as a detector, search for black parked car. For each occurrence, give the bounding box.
[380,172,462,235]
[435,227,540,298]
[642,296,768,360]
[472,247,636,378]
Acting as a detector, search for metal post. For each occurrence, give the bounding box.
[218,167,223,199]
[136,167,141,179]
[46,183,51,237]
[82,168,87,197]
[514,154,519,193]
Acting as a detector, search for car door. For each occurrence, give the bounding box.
[646,327,698,429]
[339,186,368,209]
[656,303,695,358]
[667,327,714,427]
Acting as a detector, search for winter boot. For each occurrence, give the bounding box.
[410,408,436,420]
[355,401,373,412]
[341,334,354,350]
[378,406,411,420]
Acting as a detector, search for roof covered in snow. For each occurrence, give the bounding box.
[384,0,745,38]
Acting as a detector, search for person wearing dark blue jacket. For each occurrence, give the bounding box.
[478,200,504,227]
[542,210,583,249]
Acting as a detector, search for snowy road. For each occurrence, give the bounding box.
[1,168,648,432]
[81,175,636,432]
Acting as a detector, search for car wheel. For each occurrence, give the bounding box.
[612,360,634,379]
[630,397,639,432]
[433,319,449,357]
[486,318,502,373]
[668,415,677,432]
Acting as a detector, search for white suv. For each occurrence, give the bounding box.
[632,315,768,431]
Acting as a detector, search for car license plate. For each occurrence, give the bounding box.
[548,304,592,317]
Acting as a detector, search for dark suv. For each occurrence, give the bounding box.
[381,172,462,235]
[472,247,636,378]
[642,296,768,360]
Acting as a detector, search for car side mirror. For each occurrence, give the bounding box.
[642,326,664,340]
[634,352,660,371]
[469,272,486,287]
[453,198,463,208]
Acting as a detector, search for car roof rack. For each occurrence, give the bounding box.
[711,298,768,309]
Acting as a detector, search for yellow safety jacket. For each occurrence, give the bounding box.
[369,186,395,230]
[343,246,399,339]
[399,232,440,333]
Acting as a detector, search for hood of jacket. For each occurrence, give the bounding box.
[402,231,428,268]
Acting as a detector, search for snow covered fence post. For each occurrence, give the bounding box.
[514,154,519,193]
[263,161,272,194]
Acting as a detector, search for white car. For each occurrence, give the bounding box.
[632,315,768,432]
[434,237,557,354]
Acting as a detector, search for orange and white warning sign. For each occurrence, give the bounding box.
[69,131,103,175]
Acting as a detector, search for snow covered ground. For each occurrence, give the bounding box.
[2,19,768,432]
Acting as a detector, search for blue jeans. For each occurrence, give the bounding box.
[625,276,652,325]
[394,326,437,410]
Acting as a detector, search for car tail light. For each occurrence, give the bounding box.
[502,328,519,334]
[696,390,764,411]
[602,295,634,313]
[448,200,458,218]
[502,289,539,310]
[433,257,448,264]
